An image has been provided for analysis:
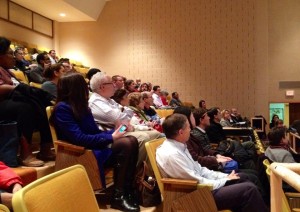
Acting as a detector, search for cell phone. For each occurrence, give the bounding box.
[119,125,127,133]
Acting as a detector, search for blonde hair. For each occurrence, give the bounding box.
[128,92,142,107]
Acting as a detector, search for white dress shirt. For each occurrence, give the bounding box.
[89,93,134,130]
[152,93,163,108]
[156,139,228,190]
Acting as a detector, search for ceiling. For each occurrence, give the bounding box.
[11,0,109,22]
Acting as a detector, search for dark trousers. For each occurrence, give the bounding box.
[0,98,52,144]
[212,174,268,212]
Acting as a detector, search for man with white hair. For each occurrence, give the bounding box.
[89,72,160,168]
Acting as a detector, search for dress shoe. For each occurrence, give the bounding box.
[22,155,44,167]
[111,189,140,211]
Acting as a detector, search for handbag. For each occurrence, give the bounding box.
[0,121,19,167]
[136,161,162,207]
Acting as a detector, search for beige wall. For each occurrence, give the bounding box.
[268,0,300,103]
[59,0,270,118]
[3,0,300,120]
[0,19,54,49]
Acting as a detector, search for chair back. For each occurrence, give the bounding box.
[46,106,58,152]
[155,109,174,118]
[145,137,166,195]
[12,165,99,212]
[11,70,29,84]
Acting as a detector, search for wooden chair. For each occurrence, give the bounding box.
[10,70,29,84]
[12,165,99,212]
[46,106,103,190]
[145,138,230,212]
[0,204,9,212]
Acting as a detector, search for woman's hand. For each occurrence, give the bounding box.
[112,125,127,140]
[12,183,22,193]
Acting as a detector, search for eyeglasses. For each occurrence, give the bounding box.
[102,82,114,86]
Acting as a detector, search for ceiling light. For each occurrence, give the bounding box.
[59,13,66,17]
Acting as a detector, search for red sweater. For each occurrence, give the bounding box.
[0,162,23,190]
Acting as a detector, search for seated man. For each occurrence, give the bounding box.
[88,72,160,168]
[187,108,231,171]
[29,52,50,83]
[231,108,244,123]
[156,114,268,212]
[141,91,162,122]
[0,161,23,210]
[152,85,163,108]
[169,92,182,108]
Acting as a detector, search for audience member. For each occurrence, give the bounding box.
[152,85,163,108]
[29,52,50,83]
[124,79,137,93]
[269,114,279,129]
[111,89,129,106]
[128,92,162,134]
[220,109,233,127]
[230,108,243,123]
[48,50,58,64]
[42,63,66,98]
[0,37,54,167]
[139,83,149,92]
[0,161,23,210]
[112,75,124,89]
[52,73,139,211]
[169,92,182,107]
[199,99,206,109]
[275,119,284,128]
[87,68,101,81]
[89,73,160,169]
[186,108,232,171]
[14,48,33,73]
[141,91,161,122]
[156,114,268,212]
[265,127,295,163]
[160,90,169,106]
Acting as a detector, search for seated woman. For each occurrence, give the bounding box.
[51,73,139,211]
[0,37,55,167]
[124,79,137,93]
[138,82,149,92]
[127,92,162,134]
[220,109,233,127]
[0,161,23,210]
[41,63,66,98]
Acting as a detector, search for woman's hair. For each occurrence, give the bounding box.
[55,73,89,120]
[112,89,128,104]
[0,37,11,55]
[44,63,63,80]
[199,100,205,108]
[173,106,193,129]
[221,109,230,118]
[124,79,134,91]
[139,82,149,92]
[271,114,279,123]
[128,92,142,107]
[275,119,284,127]
[163,114,187,139]
[268,127,286,145]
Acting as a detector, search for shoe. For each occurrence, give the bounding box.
[111,189,140,211]
[126,191,139,207]
[22,155,44,167]
[36,151,56,161]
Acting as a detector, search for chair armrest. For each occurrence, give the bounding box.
[161,178,213,190]
[0,204,10,212]
[285,192,300,198]
[161,178,198,186]
[54,140,85,154]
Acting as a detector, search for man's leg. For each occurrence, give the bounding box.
[212,182,268,212]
